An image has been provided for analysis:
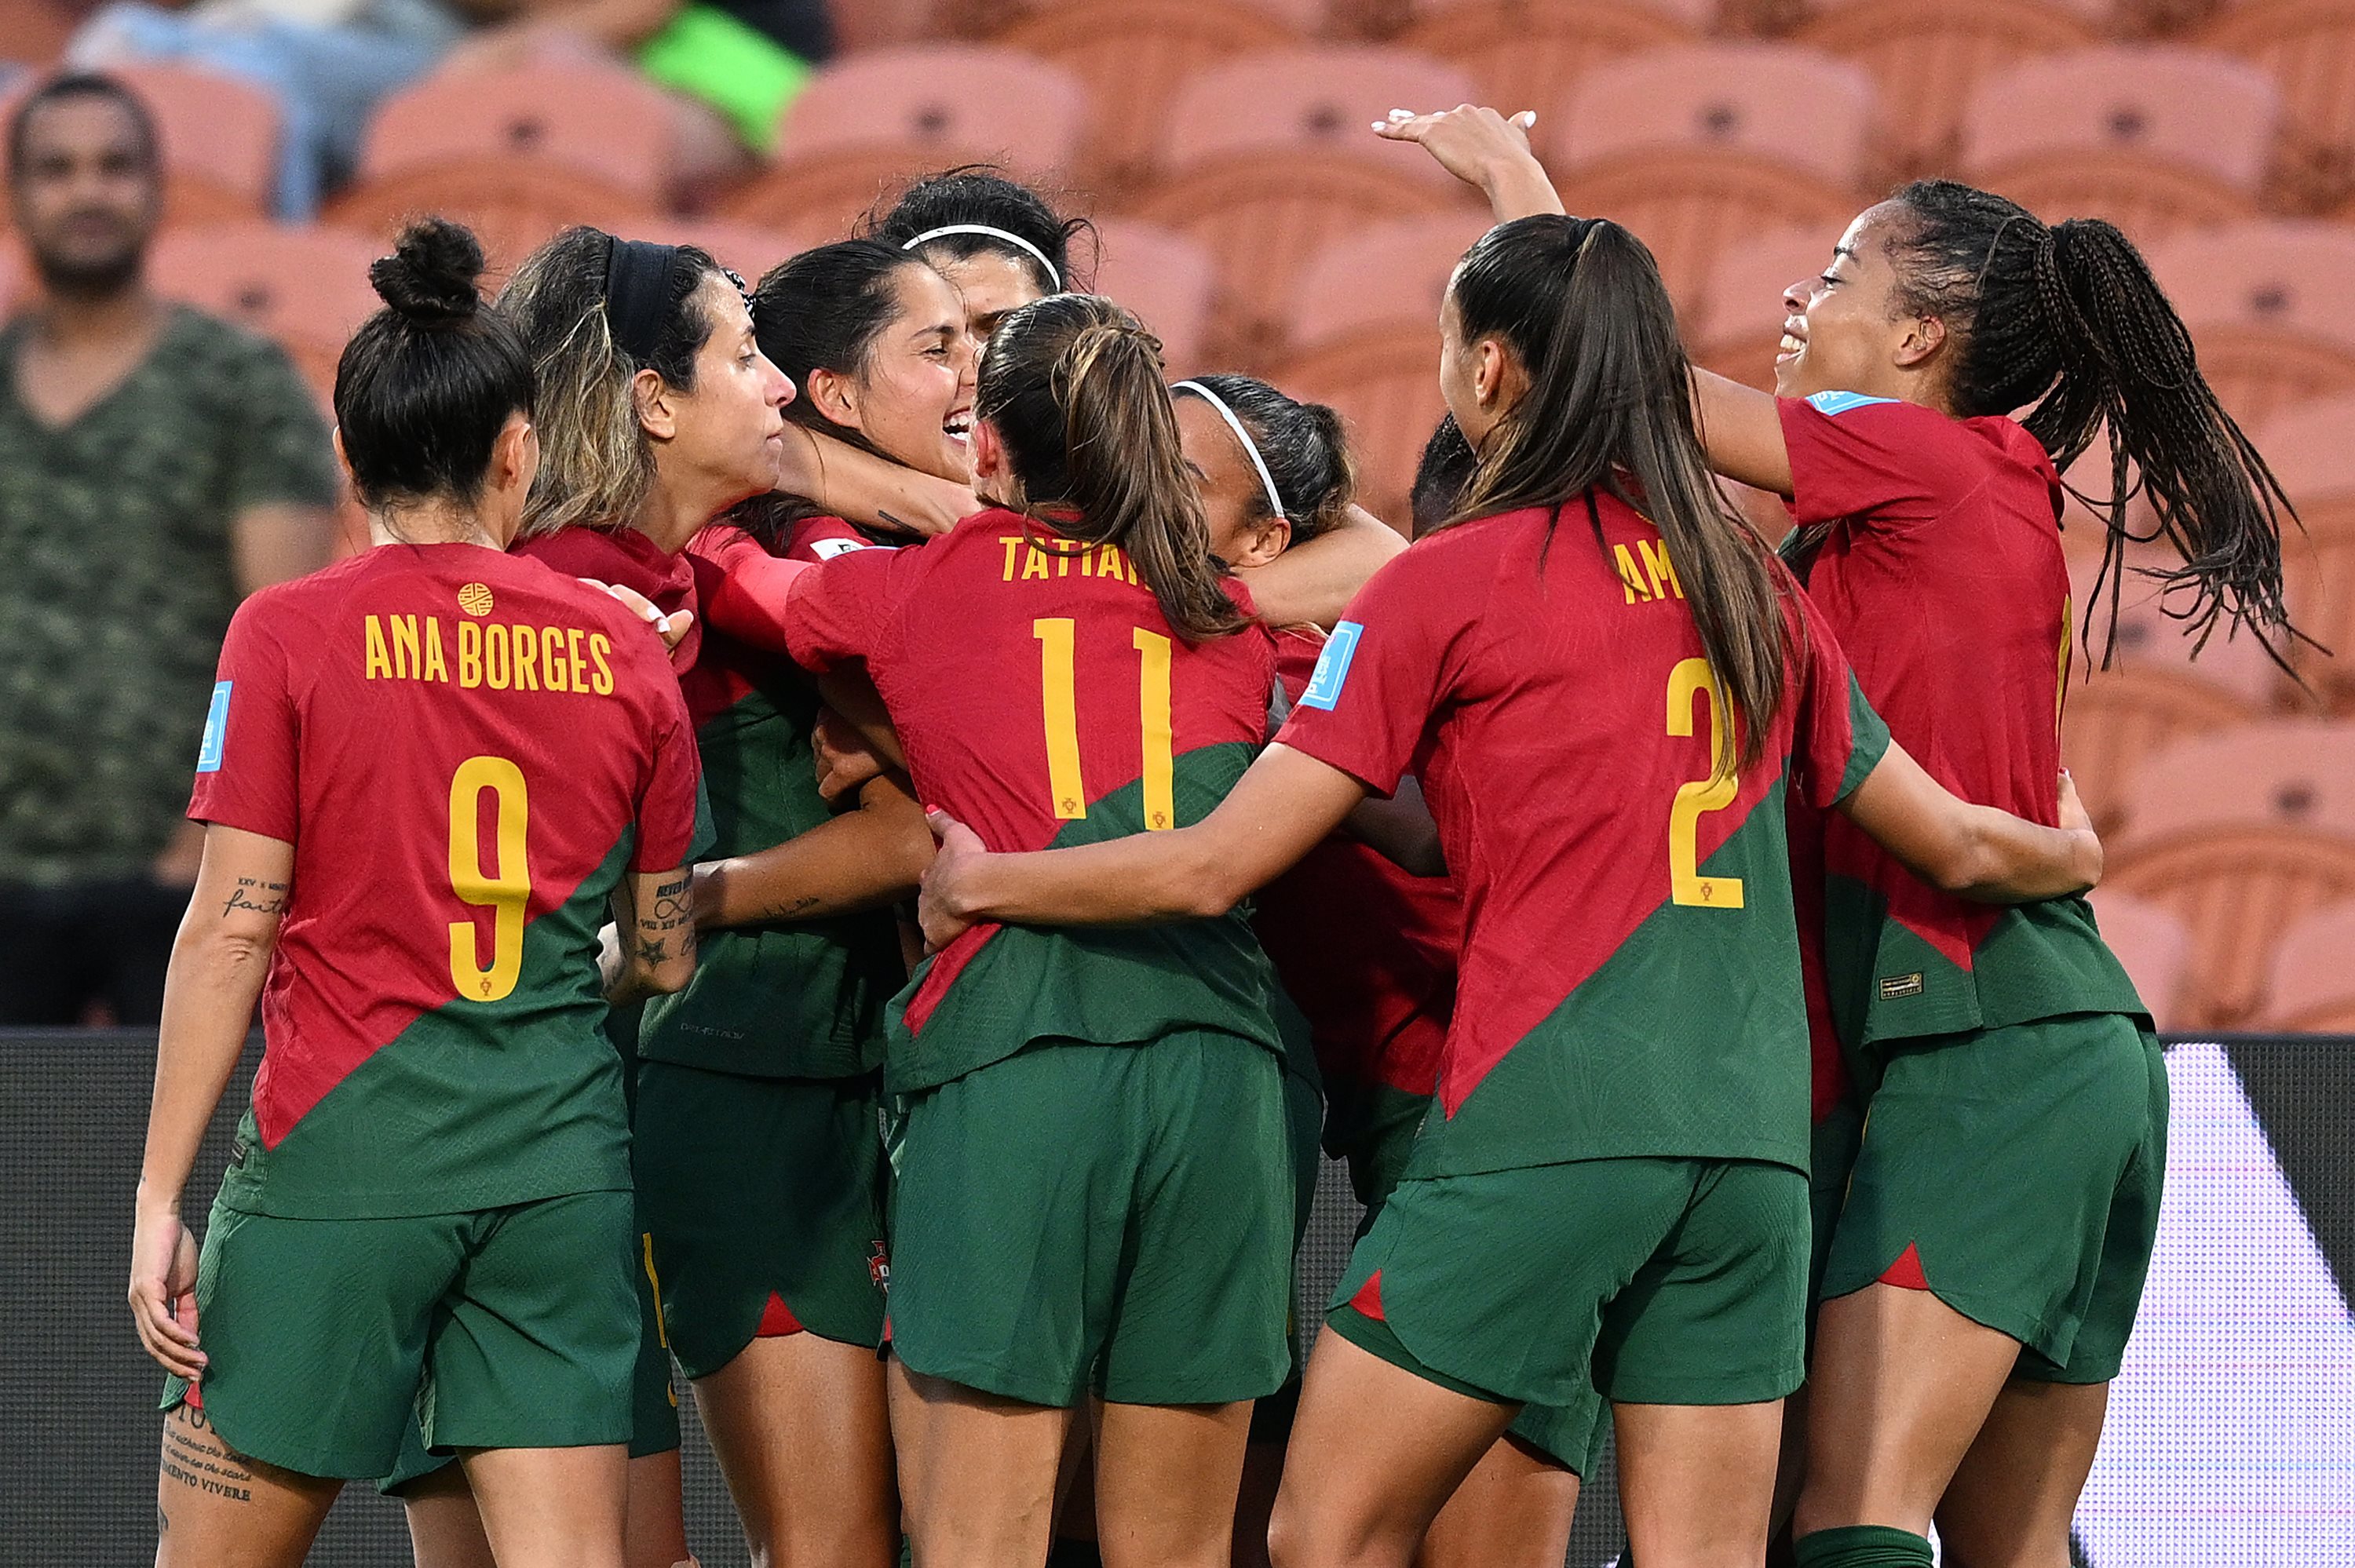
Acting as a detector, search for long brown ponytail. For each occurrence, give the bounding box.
[978,294,1245,642]
[1443,215,1788,777]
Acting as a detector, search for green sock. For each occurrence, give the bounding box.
[1792,1525,1935,1568]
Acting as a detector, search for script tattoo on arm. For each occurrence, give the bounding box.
[219,877,288,921]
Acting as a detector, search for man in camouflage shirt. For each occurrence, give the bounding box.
[1,72,336,1024]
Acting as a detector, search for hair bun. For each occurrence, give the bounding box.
[370,217,487,324]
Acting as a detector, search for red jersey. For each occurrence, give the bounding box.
[768,506,1286,1092]
[517,523,701,675]
[188,544,701,1218]
[1780,393,2142,1055]
[1276,498,1888,1177]
[786,512,905,563]
[1254,629,1457,1117]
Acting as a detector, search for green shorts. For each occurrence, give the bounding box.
[886,1032,1294,1409]
[1332,1156,1809,1412]
[1821,1012,2166,1383]
[634,1062,889,1378]
[1809,1098,1864,1329]
[164,1191,637,1481]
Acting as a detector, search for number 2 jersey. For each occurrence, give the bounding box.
[1276,498,1890,1179]
[759,506,1287,1096]
[188,543,702,1218]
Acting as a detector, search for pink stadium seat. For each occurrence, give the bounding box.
[327,61,673,272]
[829,0,944,52]
[2062,545,2285,837]
[1085,217,1218,377]
[1795,0,2103,181]
[632,220,805,286]
[1126,46,1484,366]
[2203,0,2355,210]
[1274,210,1492,526]
[1692,226,1836,390]
[1959,47,2280,240]
[2146,223,2355,430]
[2261,896,2355,1030]
[2255,399,2355,702]
[2105,720,2355,1025]
[2087,888,2195,1031]
[148,221,383,407]
[2263,392,2355,538]
[1543,44,1875,316]
[0,0,76,69]
[1397,0,1709,128]
[995,0,1321,193]
[724,46,1087,239]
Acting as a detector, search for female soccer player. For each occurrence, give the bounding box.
[914,215,2108,1568]
[1375,105,2293,1568]
[389,224,793,1568]
[716,292,1299,1568]
[126,217,702,1568]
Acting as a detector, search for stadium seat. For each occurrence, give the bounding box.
[0,0,76,70]
[2087,887,2195,1031]
[1273,210,1493,525]
[1796,0,2104,182]
[1541,44,1875,317]
[1959,47,2280,240]
[24,64,282,226]
[148,221,383,408]
[2203,0,2355,210]
[2104,719,2355,1025]
[1692,226,1837,390]
[633,220,806,286]
[723,46,1087,239]
[1397,0,1709,129]
[2147,222,2355,430]
[2063,546,2284,838]
[1125,46,1484,366]
[2264,392,2355,540]
[2261,896,2355,1030]
[829,0,945,52]
[327,61,674,272]
[995,0,1321,194]
[1085,217,1218,376]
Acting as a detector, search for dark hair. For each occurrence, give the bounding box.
[1409,414,1477,539]
[1879,179,2298,662]
[498,226,728,537]
[6,71,158,181]
[1175,374,1354,545]
[1445,215,1787,775]
[866,165,1090,295]
[334,217,533,512]
[980,294,1243,642]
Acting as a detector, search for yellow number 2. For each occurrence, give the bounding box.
[447,754,531,1001]
[1665,658,1745,910]
[1033,618,1178,830]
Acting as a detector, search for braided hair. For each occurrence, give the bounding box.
[1879,179,2300,665]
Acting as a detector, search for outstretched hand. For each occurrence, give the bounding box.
[917,808,990,952]
[1372,106,1565,219]
[581,578,695,653]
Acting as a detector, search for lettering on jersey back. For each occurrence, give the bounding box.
[999,534,1140,586]
[365,614,616,698]
[1616,538,1685,606]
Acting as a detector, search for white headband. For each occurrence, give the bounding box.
[1173,380,1286,523]
[900,224,1062,291]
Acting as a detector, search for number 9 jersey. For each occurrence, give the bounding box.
[188,544,702,1220]
[1276,498,1891,1183]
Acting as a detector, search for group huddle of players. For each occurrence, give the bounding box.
[127,104,2295,1568]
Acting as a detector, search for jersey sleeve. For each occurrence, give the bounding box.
[1792,600,1892,809]
[1272,555,1455,797]
[1778,393,1949,529]
[787,515,900,564]
[773,545,918,675]
[187,595,300,841]
[691,523,816,655]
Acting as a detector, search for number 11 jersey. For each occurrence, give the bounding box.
[188,543,701,1219]
[776,506,1286,1095]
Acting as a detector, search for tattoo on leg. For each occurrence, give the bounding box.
[162,1409,255,1504]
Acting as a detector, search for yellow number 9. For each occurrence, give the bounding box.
[1666,658,1745,910]
[447,755,531,1001]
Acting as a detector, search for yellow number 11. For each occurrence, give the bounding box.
[1034,618,1176,830]
[1666,658,1745,910]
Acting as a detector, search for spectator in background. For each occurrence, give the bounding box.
[0,72,337,1027]
[66,0,835,216]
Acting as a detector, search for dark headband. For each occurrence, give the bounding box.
[604,237,688,363]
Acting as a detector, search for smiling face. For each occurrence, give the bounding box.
[651,273,795,509]
[806,261,976,485]
[1773,205,1931,404]
[1177,395,1289,567]
[924,247,1052,354]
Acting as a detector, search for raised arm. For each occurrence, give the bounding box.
[130,825,292,1378]
[918,743,1369,947]
[1234,505,1407,629]
[1838,747,2101,903]
[776,425,979,538]
[1692,371,1795,498]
